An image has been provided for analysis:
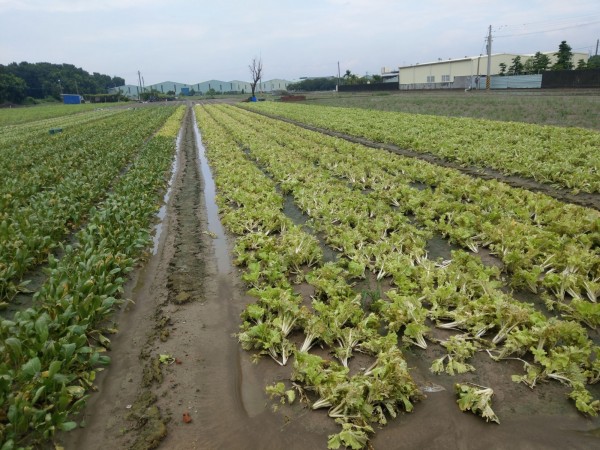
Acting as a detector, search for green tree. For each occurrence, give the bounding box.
[587,55,600,69]
[508,56,524,75]
[343,70,360,85]
[1,61,125,99]
[552,41,574,70]
[498,62,507,76]
[522,58,534,75]
[287,77,337,91]
[0,72,27,103]
[530,52,550,73]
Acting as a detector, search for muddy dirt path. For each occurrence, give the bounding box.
[57,105,600,450]
[57,106,331,450]
[247,108,600,211]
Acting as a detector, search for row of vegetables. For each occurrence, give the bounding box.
[0,107,177,304]
[0,108,123,150]
[224,105,600,331]
[1,109,128,202]
[244,102,600,194]
[196,104,599,449]
[0,105,185,448]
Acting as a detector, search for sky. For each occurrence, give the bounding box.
[1,0,599,85]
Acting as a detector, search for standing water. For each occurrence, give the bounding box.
[151,124,183,254]
[192,108,232,274]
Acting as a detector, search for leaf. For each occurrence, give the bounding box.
[21,357,41,378]
[159,354,175,364]
[35,313,50,342]
[48,360,62,379]
[4,337,22,359]
[59,421,78,432]
[455,383,499,424]
[327,422,372,450]
[67,385,86,398]
[1,440,14,450]
[32,386,45,404]
[285,389,296,404]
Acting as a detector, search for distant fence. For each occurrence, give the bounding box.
[400,75,541,90]
[338,83,399,92]
[492,74,542,89]
[342,70,599,92]
[399,82,455,90]
[542,69,600,88]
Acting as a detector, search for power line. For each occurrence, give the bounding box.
[495,20,600,38]
[495,13,600,31]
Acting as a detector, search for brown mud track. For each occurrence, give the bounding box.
[57,106,332,450]
[57,105,600,450]
[247,108,600,211]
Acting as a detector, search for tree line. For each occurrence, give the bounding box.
[499,41,600,76]
[287,72,384,91]
[0,62,125,104]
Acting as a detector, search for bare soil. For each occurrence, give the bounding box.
[57,105,600,450]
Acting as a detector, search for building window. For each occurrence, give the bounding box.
[426,75,435,83]
[442,75,451,82]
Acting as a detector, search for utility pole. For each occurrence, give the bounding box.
[137,70,143,101]
[486,25,492,90]
[596,38,599,56]
[337,61,341,92]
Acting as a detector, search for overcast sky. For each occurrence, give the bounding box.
[1,0,598,85]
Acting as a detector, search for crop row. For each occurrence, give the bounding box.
[244,102,600,194]
[196,105,425,448]
[0,106,177,303]
[0,105,184,448]
[0,107,169,206]
[222,105,600,329]
[198,104,599,447]
[0,104,108,127]
[0,108,124,148]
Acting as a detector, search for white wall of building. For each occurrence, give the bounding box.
[394,52,589,88]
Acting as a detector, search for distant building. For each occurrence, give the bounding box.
[109,78,292,98]
[382,52,589,90]
[109,84,141,98]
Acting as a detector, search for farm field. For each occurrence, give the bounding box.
[296,90,600,131]
[192,104,600,449]
[245,101,600,195]
[0,103,121,127]
[0,104,183,448]
[1,99,599,450]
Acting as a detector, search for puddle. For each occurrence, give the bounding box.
[192,109,232,274]
[151,127,183,255]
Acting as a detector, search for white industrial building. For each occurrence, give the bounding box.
[382,51,589,89]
